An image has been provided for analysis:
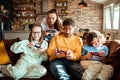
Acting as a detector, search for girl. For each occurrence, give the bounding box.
[2,23,48,80]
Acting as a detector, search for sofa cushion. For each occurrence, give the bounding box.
[104,40,120,71]
[0,41,10,64]
[107,40,120,55]
[3,38,21,65]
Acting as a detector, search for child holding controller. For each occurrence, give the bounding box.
[2,23,48,80]
[81,31,113,80]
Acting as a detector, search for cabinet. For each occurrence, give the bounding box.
[55,0,68,15]
[13,0,36,30]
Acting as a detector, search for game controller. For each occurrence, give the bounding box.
[46,29,56,33]
[90,52,99,56]
[57,48,67,54]
[34,44,41,48]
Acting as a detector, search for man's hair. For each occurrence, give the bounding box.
[63,18,75,27]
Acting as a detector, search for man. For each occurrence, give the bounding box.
[47,18,84,80]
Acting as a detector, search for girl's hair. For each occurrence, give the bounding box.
[86,32,98,46]
[28,23,44,44]
[47,9,64,30]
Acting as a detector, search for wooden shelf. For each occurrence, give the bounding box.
[15,16,36,18]
[13,0,36,31]
[55,0,68,15]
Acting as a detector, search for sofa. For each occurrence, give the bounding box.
[0,38,120,80]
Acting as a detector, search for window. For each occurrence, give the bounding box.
[104,7,112,29]
[104,2,120,30]
[113,4,120,29]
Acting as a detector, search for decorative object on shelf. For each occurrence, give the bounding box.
[13,0,36,30]
[22,20,30,31]
[78,0,87,8]
[55,0,68,15]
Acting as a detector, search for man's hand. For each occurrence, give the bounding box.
[54,48,66,56]
[65,49,73,60]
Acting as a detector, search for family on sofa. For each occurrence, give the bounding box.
[0,18,113,80]
[0,8,118,80]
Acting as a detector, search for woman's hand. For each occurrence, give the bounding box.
[44,30,49,36]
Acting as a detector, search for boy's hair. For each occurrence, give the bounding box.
[63,18,75,27]
[28,23,44,44]
[86,32,98,46]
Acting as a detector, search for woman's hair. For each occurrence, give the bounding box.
[47,9,64,30]
[28,23,44,44]
[86,32,98,46]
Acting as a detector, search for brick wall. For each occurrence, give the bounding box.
[37,0,103,32]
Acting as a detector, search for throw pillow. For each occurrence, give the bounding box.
[0,41,10,64]
[3,37,21,65]
[105,47,120,71]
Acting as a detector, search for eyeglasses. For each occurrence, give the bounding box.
[32,31,41,34]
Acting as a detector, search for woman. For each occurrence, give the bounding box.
[81,31,113,80]
[41,8,63,41]
[2,23,48,80]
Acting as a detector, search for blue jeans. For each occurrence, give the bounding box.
[49,58,84,80]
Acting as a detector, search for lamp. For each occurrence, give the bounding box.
[78,0,87,7]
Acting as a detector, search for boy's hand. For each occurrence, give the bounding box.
[98,51,105,57]
[86,52,93,59]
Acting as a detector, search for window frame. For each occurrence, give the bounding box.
[113,3,120,30]
[103,2,120,31]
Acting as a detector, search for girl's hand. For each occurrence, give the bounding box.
[38,48,46,53]
[28,42,35,48]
